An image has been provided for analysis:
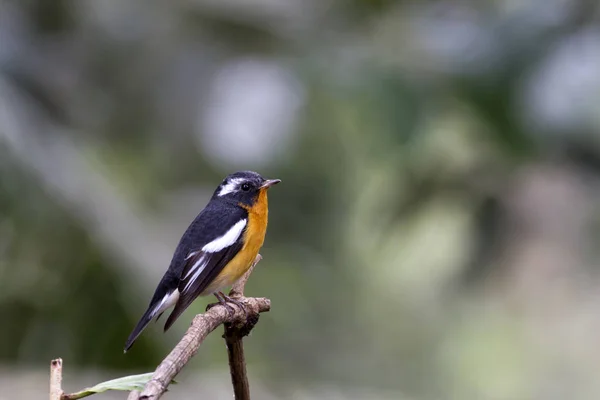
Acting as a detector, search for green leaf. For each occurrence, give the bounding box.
[64,373,176,399]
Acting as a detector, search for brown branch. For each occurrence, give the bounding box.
[223,254,262,400]
[135,255,268,400]
[48,258,267,400]
[224,321,253,399]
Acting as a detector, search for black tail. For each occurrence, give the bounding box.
[124,273,181,352]
[124,306,156,353]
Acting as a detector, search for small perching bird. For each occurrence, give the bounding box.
[124,171,280,352]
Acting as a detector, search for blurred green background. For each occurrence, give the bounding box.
[2,0,600,399]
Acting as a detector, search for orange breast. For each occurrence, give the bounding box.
[203,189,269,294]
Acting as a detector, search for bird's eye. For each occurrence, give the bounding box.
[241,183,251,191]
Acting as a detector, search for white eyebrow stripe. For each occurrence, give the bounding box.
[218,178,246,196]
[202,219,247,253]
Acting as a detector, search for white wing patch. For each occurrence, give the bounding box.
[202,219,247,253]
[218,178,245,196]
[181,219,246,292]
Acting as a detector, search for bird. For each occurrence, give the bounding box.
[124,171,280,352]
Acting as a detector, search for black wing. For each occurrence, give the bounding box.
[124,201,247,351]
[163,203,248,331]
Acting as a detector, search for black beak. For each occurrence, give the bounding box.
[260,179,281,189]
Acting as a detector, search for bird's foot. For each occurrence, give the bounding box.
[220,292,249,319]
[206,292,254,325]
[206,292,235,317]
[219,293,259,337]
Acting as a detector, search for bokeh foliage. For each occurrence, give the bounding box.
[2,0,600,399]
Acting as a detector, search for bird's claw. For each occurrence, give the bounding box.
[221,293,249,320]
[206,301,235,319]
[208,292,248,320]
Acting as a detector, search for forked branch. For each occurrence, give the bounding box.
[50,255,269,400]
[132,254,268,400]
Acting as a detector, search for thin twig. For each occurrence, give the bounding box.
[50,358,101,400]
[50,358,64,400]
[135,255,269,400]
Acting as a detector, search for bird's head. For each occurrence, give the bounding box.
[213,171,280,208]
